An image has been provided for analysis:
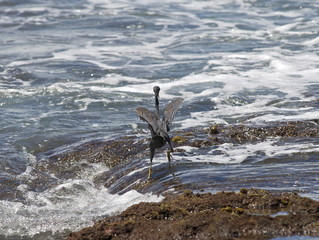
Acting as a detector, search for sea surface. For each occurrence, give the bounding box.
[0,0,319,239]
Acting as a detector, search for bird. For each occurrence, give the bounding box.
[135,86,183,178]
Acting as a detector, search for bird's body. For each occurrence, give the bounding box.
[135,86,183,177]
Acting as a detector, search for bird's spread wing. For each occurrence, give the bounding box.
[163,97,183,126]
[135,107,158,131]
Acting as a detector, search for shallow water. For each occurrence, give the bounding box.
[0,0,319,239]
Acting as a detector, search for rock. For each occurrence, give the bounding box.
[67,189,319,240]
[46,120,319,239]
[50,119,319,170]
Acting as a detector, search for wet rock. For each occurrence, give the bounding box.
[47,120,319,239]
[50,136,147,168]
[49,120,319,171]
[171,135,188,144]
[41,119,319,192]
[207,124,220,134]
[222,120,319,143]
[67,189,319,240]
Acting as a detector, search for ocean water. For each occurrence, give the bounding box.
[0,0,319,239]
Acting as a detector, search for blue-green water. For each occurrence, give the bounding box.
[0,0,318,239]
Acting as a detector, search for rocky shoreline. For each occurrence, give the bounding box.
[68,189,319,240]
[50,119,319,171]
[49,120,319,239]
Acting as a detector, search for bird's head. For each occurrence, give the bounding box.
[153,86,160,99]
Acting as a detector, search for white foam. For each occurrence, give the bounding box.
[0,187,162,237]
[304,36,319,46]
[1,160,163,238]
[251,111,319,122]
[182,139,319,165]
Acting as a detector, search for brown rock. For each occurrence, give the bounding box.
[68,189,319,240]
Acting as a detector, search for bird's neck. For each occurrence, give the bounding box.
[155,99,160,116]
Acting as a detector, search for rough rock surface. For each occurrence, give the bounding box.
[68,189,319,240]
[51,120,319,239]
[51,120,319,168]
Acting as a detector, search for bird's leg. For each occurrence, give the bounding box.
[166,148,174,163]
[166,150,172,163]
[148,146,155,179]
[167,136,174,151]
[148,165,152,179]
[166,137,174,163]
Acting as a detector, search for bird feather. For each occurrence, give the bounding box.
[135,107,158,132]
[163,97,183,126]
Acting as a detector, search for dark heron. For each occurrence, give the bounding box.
[135,86,183,178]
